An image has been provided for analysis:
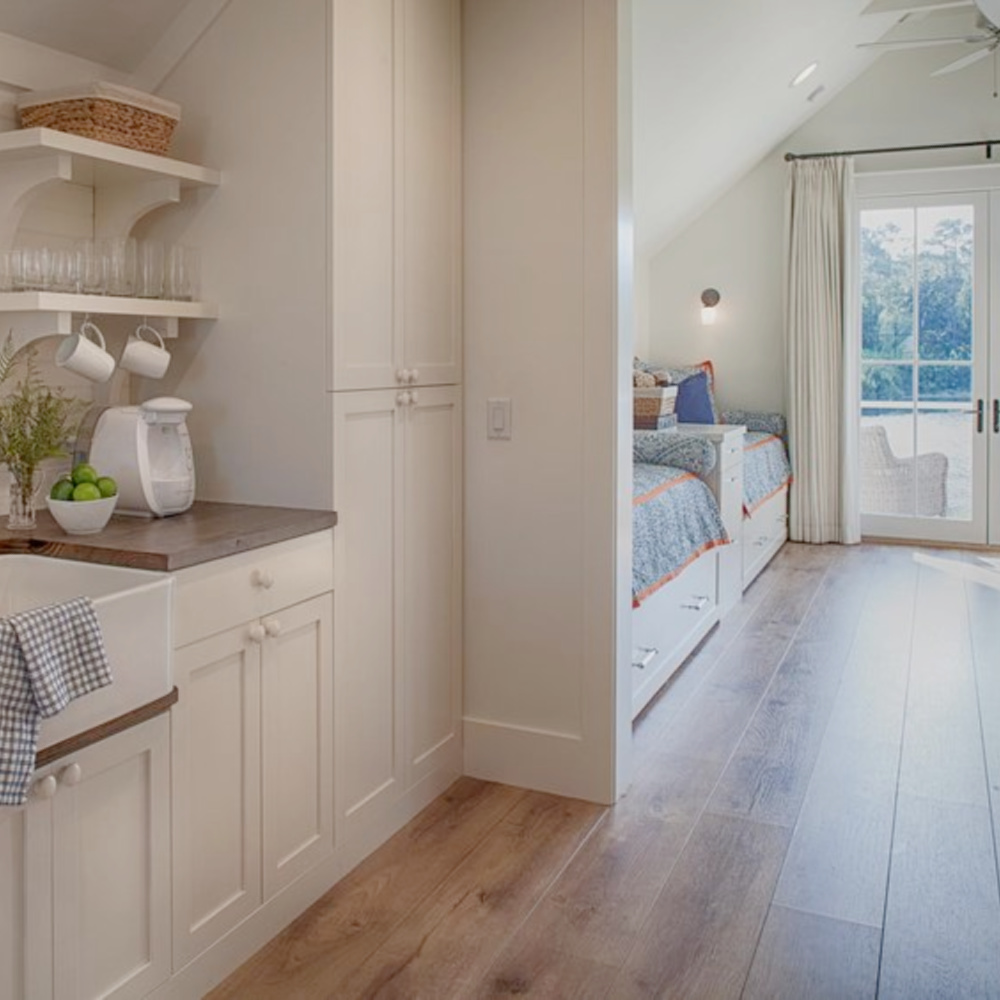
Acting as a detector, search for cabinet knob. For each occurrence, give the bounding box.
[248,622,267,644]
[60,762,83,787]
[34,774,58,800]
[264,617,282,638]
[408,390,419,406]
[408,369,419,384]
[396,369,409,384]
[251,568,275,590]
[396,391,412,407]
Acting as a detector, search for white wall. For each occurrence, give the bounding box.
[644,46,1000,416]
[145,0,332,508]
[462,0,628,804]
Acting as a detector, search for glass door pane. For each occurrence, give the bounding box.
[858,195,987,543]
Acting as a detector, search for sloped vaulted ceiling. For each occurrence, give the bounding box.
[633,0,902,256]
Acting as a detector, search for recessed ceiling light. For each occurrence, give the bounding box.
[791,62,819,88]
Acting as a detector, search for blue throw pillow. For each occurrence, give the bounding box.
[675,370,716,424]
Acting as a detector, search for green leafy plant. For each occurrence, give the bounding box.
[0,332,85,513]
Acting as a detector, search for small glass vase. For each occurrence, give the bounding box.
[7,468,39,530]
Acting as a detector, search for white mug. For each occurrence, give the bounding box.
[55,321,115,383]
[119,323,170,379]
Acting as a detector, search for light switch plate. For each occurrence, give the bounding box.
[487,398,512,440]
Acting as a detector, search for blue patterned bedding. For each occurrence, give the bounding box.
[633,463,729,608]
[744,432,792,514]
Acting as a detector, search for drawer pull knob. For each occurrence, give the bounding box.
[264,618,283,638]
[681,595,710,611]
[632,646,658,670]
[408,369,420,384]
[248,623,267,644]
[34,775,58,800]
[396,390,412,407]
[60,763,82,787]
[251,568,275,590]
[396,369,409,384]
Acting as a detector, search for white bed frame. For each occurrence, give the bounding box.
[630,439,790,720]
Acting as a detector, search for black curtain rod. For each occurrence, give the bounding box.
[785,139,1000,162]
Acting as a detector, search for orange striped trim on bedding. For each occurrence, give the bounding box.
[632,537,729,609]
[633,470,696,508]
[745,432,782,452]
[744,476,793,516]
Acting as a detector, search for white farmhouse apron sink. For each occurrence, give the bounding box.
[0,555,172,750]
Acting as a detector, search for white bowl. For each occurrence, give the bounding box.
[46,495,118,535]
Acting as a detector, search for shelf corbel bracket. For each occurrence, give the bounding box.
[0,153,72,252]
[94,177,182,239]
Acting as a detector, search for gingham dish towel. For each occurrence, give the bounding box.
[0,597,112,806]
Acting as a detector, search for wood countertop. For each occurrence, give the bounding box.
[0,501,338,571]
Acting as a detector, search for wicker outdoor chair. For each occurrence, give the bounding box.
[860,424,948,517]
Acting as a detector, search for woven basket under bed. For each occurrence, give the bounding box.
[17,83,181,156]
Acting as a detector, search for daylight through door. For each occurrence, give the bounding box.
[857,188,990,544]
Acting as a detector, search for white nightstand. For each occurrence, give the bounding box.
[679,423,746,615]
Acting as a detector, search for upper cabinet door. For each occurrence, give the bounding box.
[332,0,398,391]
[332,0,461,391]
[400,0,462,388]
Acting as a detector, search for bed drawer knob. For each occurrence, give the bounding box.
[681,595,710,611]
[632,646,658,670]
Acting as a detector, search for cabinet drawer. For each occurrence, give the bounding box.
[632,549,718,672]
[719,437,744,471]
[718,465,744,536]
[743,487,789,581]
[174,530,334,646]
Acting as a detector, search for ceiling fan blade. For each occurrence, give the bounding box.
[863,0,974,12]
[931,42,996,70]
[859,33,990,47]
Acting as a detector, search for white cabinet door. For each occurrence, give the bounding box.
[400,0,462,388]
[16,717,170,1000]
[332,386,462,845]
[333,389,405,839]
[332,0,397,391]
[49,716,170,1000]
[403,386,462,786]
[0,808,25,1000]
[331,0,461,391]
[172,626,262,970]
[261,593,335,900]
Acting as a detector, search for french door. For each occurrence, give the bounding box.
[857,169,1000,545]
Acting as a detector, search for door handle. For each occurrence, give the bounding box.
[977,398,985,433]
[994,399,999,434]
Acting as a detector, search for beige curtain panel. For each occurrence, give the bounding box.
[785,156,861,545]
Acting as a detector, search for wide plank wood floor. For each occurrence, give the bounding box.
[212,542,1000,999]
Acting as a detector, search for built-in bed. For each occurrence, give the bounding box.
[631,417,791,719]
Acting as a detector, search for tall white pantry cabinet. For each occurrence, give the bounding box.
[331,0,463,861]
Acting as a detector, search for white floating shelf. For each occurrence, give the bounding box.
[0,128,221,188]
[0,292,217,319]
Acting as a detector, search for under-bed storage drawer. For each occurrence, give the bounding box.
[743,486,788,587]
[632,549,719,718]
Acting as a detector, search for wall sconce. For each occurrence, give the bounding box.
[700,288,721,326]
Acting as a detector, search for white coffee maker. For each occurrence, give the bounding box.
[88,397,196,517]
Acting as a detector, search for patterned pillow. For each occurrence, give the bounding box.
[721,409,786,438]
[633,431,717,476]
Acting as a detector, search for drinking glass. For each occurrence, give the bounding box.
[137,240,164,298]
[19,247,51,291]
[0,251,14,293]
[166,244,200,301]
[104,236,137,296]
[77,240,107,295]
[50,248,80,293]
